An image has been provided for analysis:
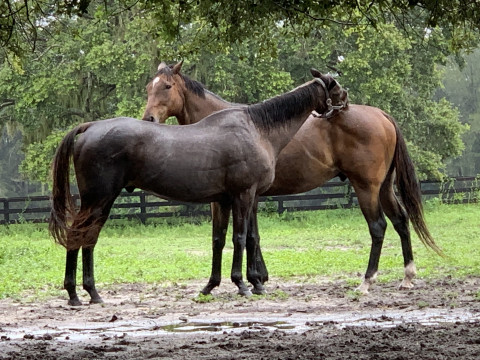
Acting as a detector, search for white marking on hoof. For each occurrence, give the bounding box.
[399,262,417,289]
[398,279,415,289]
[355,272,377,294]
[404,261,417,279]
[355,282,370,294]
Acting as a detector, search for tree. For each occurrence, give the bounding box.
[274,22,466,179]
[2,1,479,58]
[0,128,31,197]
[0,4,169,143]
[15,19,466,185]
[439,48,480,176]
[0,0,474,192]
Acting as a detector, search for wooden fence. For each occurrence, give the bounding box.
[0,176,478,225]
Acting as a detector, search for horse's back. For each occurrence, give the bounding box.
[328,104,395,145]
[267,104,397,195]
[72,115,274,203]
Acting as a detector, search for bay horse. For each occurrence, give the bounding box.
[49,70,348,305]
[142,61,442,295]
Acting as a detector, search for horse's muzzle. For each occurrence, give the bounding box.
[142,115,157,123]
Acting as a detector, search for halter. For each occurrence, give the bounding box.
[311,77,348,118]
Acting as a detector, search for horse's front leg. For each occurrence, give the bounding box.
[201,201,231,295]
[82,247,103,304]
[231,189,255,296]
[64,248,82,306]
[246,198,268,295]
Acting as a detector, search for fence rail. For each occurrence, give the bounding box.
[0,176,478,225]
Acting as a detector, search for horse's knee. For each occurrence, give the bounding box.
[369,217,387,240]
[233,233,246,247]
[212,236,226,251]
[246,232,259,251]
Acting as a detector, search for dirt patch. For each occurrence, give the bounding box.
[1,276,480,359]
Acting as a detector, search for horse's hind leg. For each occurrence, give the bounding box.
[231,189,256,297]
[246,199,268,295]
[64,212,109,306]
[82,245,103,304]
[380,175,416,289]
[64,248,81,306]
[352,181,387,294]
[63,189,118,305]
[201,201,231,295]
[80,200,117,304]
[64,245,104,306]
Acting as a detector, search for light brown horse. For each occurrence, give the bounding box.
[49,69,348,305]
[142,61,442,295]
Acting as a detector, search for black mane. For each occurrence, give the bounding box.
[247,82,320,131]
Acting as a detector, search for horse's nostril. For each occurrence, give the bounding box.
[143,115,154,122]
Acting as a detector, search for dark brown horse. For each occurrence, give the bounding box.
[142,61,442,295]
[49,70,348,305]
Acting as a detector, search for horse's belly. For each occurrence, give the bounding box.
[134,170,227,203]
[265,153,336,196]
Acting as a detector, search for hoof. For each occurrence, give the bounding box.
[238,288,253,297]
[68,298,83,306]
[200,286,212,295]
[201,280,220,295]
[89,297,104,305]
[355,282,370,295]
[398,280,415,290]
[252,288,266,295]
[252,285,266,295]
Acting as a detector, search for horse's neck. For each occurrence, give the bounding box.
[181,91,235,125]
[265,111,314,157]
[254,82,322,157]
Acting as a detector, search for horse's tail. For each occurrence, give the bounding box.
[387,113,444,256]
[49,122,92,249]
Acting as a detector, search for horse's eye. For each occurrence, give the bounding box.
[165,84,172,89]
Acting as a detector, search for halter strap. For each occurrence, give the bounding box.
[311,77,347,119]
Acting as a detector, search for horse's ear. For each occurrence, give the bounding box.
[172,60,184,75]
[157,62,168,71]
[310,68,323,78]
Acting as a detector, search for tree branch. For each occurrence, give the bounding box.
[271,1,358,26]
[0,99,15,110]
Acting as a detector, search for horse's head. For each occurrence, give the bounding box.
[142,61,185,123]
[310,68,349,118]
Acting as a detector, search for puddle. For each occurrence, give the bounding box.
[161,320,295,333]
[2,308,479,343]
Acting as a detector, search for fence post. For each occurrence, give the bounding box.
[139,192,147,224]
[347,182,354,208]
[3,199,9,224]
[277,198,285,214]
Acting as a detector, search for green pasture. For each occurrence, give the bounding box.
[0,202,479,301]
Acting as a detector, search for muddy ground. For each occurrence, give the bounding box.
[1,276,480,359]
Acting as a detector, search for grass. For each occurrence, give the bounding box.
[0,202,479,301]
